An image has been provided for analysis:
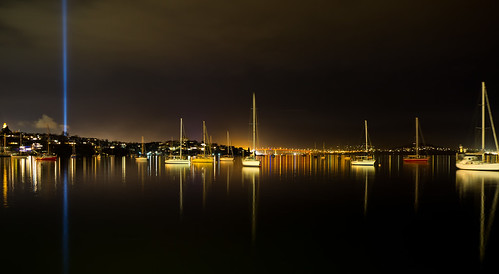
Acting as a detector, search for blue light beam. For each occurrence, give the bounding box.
[62,0,68,135]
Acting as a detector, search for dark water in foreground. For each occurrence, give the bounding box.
[1,155,498,273]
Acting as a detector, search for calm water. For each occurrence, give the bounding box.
[1,155,498,273]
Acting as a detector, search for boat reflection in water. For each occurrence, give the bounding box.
[351,165,375,216]
[3,154,499,272]
[167,164,189,218]
[404,162,431,213]
[242,167,260,245]
[456,170,499,264]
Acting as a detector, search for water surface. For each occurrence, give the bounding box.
[1,155,498,273]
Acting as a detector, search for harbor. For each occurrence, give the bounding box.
[2,0,499,273]
[1,154,498,272]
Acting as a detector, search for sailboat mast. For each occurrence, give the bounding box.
[47,125,51,155]
[141,136,145,155]
[252,93,256,155]
[482,82,486,152]
[416,117,419,157]
[179,118,183,158]
[227,130,230,155]
[203,121,206,156]
[364,120,368,154]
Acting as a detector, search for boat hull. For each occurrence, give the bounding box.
[242,158,261,167]
[11,155,29,159]
[165,159,190,164]
[36,156,57,161]
[351,159,376,166]
[403,157,430,163]
[135,157,148,162]
[192,157,214,163]
[220,157,234,161]
[456,162,499,171]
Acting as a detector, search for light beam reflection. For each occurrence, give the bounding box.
[62,162,69,274]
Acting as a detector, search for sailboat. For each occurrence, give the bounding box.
[136,136,148,162]
[192,121,214,163]
[220,130,234,161]
[242,93,261,167]
[403,117,430,163]
[165,118,191,164]
[11,132,28,158]
[70,140,77,158]
[0,130,11,157]
[320,142,326,160]
[456,82,499,171]
[36,127,57,161]
[351,120,376,166]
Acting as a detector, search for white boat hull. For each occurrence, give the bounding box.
[11,155,29,159]
[165,159,190,164]
[220,157,234,161]
[456,162,499,171]
[351,159,376,166]
[192,157,214,163]
[135,157,148,162]
[242,158,261,167]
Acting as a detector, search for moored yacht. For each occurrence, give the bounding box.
[165,118,191,165]
[351,120,376,166]
[456,82,499,171]
[242,93,261,167]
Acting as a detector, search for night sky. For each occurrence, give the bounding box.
[1,0,499,149]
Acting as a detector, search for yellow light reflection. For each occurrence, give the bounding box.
[3,163,7,208]
[122,156,126,184]
[456,170,499,264]
[243,167,260,245]
[351,166,375,216]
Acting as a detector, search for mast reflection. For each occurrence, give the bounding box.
[243,167,260,245]
[456,170,499,264]
[166,164,191,217]
[2,161,7,208]
[121,156,126,184]
[180,167,183,217]
[192,163,212,210]
[351,166,375,216]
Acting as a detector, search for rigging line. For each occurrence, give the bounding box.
[256,111,259,150]
[418,120,427,149]
[485,88,499,152]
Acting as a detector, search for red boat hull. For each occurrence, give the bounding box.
[36,156,57,161]
[403,158,430,163]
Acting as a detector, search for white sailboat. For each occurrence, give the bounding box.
[192,121,214,163]
[456,82,499,171]
[36,126,57,161]
[11,132,28,158]
[136,136,148,162]
[220,130,234,161]
[165,118,191,164]
[242,93,261,167]
[351,120,376,166]
[403,117,430,163]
